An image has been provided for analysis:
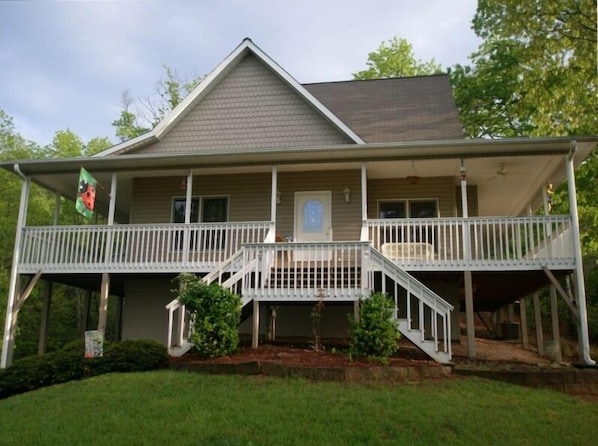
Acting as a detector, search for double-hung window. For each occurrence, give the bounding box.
[171,197,229,250]
[378,199,438,248]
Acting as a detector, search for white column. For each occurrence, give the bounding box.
[565,146,595,365]
[1,168,30,368]
[360,163,368,241]
[460,159,475,358]
[183,170,193,264]
[53,192,61,225]
[108,173,117,225]
[267,166,277,242]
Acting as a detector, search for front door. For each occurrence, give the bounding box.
[294,191,332,243]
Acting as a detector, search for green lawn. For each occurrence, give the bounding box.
[0,371,596,445]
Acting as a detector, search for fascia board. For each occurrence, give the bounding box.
[5,137,596,176]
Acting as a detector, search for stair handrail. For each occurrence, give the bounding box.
[369,247,453,314]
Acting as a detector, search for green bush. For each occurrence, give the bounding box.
[349,292,401,362]
[0,339,167,400]
[91,340,169,375]
[175,273,241,358]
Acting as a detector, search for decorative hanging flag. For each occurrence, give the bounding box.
[76,167,97,219]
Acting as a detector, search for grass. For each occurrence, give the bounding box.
[0,371,596,445]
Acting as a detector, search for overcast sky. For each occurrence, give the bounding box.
[0,0,481,147]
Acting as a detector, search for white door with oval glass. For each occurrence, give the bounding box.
[294,191,332,261]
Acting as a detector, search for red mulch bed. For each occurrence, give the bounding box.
[169,339,443,368]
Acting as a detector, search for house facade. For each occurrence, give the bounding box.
[1,39,596,367]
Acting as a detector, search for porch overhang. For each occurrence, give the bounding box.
[2,136,595,176]
[1,136,596,221]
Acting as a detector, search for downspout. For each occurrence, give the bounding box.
[1,164,30,368]
[566,141,595,365]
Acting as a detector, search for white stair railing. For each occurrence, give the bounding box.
[367,247,454,363]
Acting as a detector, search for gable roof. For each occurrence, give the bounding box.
[97,39,364,157]
[304,76,464,143]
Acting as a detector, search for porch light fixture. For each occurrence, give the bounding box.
[406,161,421,185]
[276,189,281,204]
[343,186,351,203]
[180,177,187,191]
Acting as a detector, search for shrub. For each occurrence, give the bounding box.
[0,339,167,400]
[175,273,241,358]
[90,340,168,375]
[349,292,401,362]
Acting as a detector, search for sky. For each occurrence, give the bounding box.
[0,0,481,148]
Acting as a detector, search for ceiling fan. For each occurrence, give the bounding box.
[484,163,527,183]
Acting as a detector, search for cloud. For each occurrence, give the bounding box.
[0,0,480,146]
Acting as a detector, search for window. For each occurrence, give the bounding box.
[171,197,228,223]
[172,198,199,223]
[378,199,438,248]
[201,197,228,222]
[171,197,229,250]
[378,199,437,219]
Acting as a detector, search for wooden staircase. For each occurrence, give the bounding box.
[166,243,453,363]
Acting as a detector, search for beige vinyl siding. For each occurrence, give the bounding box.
[367,177,456,218]
[135,55,351,155]
[122,277,173,344]
[276,170,362,241]
[131,173,272,224]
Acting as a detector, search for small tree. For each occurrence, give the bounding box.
[175,273,241,358]
[349,292,401,362]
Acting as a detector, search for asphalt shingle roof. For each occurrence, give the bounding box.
[304,74,464,143]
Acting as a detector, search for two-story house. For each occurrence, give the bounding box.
[1,39,595,367]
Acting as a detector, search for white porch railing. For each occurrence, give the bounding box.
[366,215,573,270]
[240,242,371,301]
[19,222,270,273]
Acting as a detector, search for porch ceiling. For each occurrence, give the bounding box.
[1,137,595,221]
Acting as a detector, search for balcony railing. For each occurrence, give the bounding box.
[17,216,575,274]
[19,222,271,273]
[366,215,574,270]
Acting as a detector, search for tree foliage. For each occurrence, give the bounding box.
[451,0,597,138]
[353,37,443,80]
[112,66,202,141]
[448,0,598,325]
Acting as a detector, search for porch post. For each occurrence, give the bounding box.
[38,281,53,355]
[565,144,594,365]
[519,297,529,349]
[252,299,260,348]
[82,289,92,334]
[1,167,30,369]
[460,159,475,358]
[549,285,562,362]
[97,273,110,333]
[267,166,277,242]
[360,163,368,241]
[183,170,193,264]
[53,192,61,225]
[108,173,117,225]
[533,292,544,355]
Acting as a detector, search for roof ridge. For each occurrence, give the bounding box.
[303,73,449,86]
